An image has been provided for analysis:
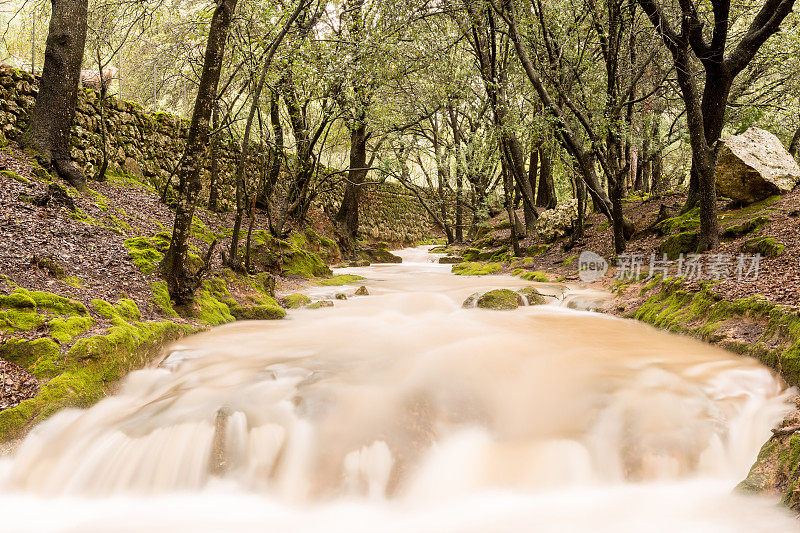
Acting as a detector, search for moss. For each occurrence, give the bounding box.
[92,298,141,321]
[525,244,549,256]
[124,236,164,274]
[285,293,312,308]
[48,315,95,344]
[1,170,28,183]
[63,276,84,288]
[741,236,785,257]
[452,262,503,276]
[0,337,61,378]
[315,274,366,286]
[461,248,481,261]
[307,301,334,309]
[721,215,769,239]
[476,289,524,310]
[1,288,87,332]
[563,255,578,267]
[282,247,332,278]
[230,304,286,320]
[657,231,699,260]
[0,320,194,440]
[654,208,701,236]
[150,281,178,317]
[519,271,548,282]
[517,287,549,306]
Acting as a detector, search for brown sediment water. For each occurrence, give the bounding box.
[0,246,797,532]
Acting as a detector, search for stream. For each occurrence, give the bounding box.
[0,246,797,531]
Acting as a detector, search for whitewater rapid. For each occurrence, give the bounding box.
[0,246,796,532]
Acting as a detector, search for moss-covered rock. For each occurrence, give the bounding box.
[335,293,347,300]
[1,288,88,332]
[741,236,785,257]
[123,236,163,274]
[0,319,194,440]
[355,286,369,296]
[48,315,95,343]
[284,293,312,308]
[517,287,550,306]
[0,337,61,378]
[359,243,402,264]
[657,231,699,260]
[653,208,700,236]
[307,300,334,309]
[438,256,462,264]
[452,262,503,276]
[475,289,524,310]
[230,304,286,320]
[315,274,366,286]
[721,215,770,239]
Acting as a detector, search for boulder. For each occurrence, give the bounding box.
[475,289,524,310]
[535,199,578,243]
[359,242,402,264]
[716,127,800,204]
[355,286,369,296]
[517,287,550,306]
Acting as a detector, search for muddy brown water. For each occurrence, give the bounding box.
[0,247,797,531]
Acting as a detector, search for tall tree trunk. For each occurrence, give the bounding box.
[21,0,89,189]
[789,121,800,160]
[228,0,307,265]
[208,105,221,211]
[536,144,556,208]
[336,122,368,239]
[162,0,238,305]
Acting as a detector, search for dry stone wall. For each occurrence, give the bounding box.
[0,64,452,244]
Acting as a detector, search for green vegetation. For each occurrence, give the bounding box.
[517,287,549,306]
[476,289,524,310]
[124,236,164,274]
[314,274,366,286]
[284,293,312,308]
[741,236,785,257]
[452,262,503,276]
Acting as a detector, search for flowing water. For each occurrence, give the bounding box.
[0,247,798,531]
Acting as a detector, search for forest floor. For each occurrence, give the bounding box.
[460,190,800,305]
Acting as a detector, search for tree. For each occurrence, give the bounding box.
[638,0,797,250]
[162,0,238,305]
[21,0,89,189]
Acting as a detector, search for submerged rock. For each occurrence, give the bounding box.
[335,293,348,300]
[284,293,312,309]
[307,300,334,309]
[716,127,800,204]
[475,289,524,310]
[355,286,369,296]
[438,256,462,264]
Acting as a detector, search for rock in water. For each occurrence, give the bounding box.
[715,127,800,204]
[535,199,578,243]
[475,289,524,310]
[355,286,369,296]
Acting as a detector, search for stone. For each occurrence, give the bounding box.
[517,287,550,306]
[122,157,144,179]
[335,293,347,300]
[307,300,334,309]
[535,199,578,243]
[438,256,462,264]
[475,289,524,310]
[354,286,369,296]
[715,127,800,204]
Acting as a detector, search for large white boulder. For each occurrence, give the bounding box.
[715,127,800,204]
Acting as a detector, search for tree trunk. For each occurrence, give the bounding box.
[208,105,221,211]
[536,143,555,208]
[336,122,368,240]
[21,0,89,189]
[789,122,800,160]
[162,0,238,305]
